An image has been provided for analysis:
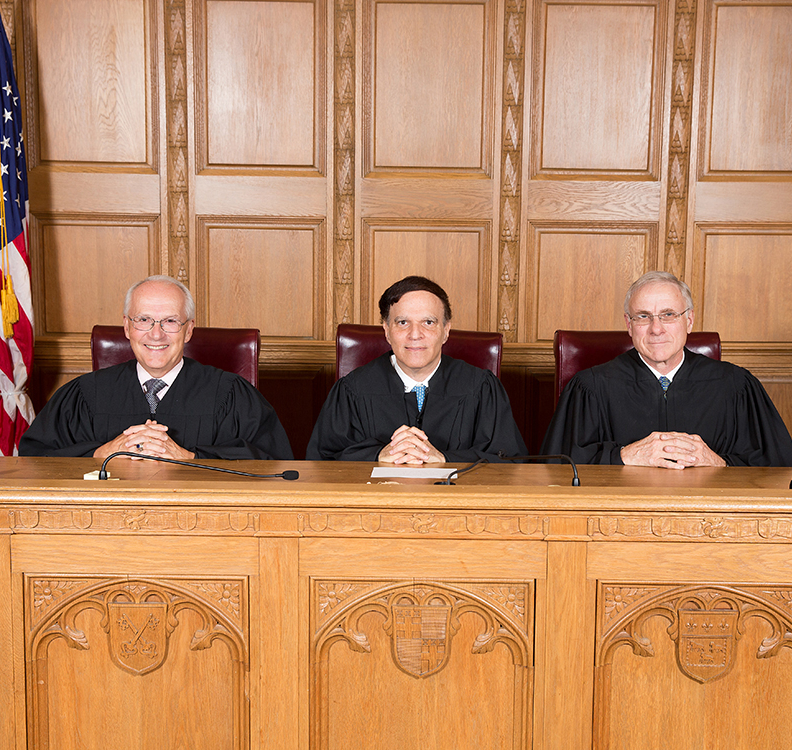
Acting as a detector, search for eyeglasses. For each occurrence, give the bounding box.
[628,308,690,326]
[128,315,187,333]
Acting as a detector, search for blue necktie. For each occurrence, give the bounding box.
[412,384,426,412]
[143,378,166,413]
[659,376,671,392]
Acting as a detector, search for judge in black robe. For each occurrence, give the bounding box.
[306,352,527,462]
[19,357,293,460]
[541,348,792,466]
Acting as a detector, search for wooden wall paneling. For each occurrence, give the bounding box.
[361,220,491,329]
[26,0,153,167]
[533,224,654,340]
[363,0,494,175]
[698,226,792,342]
[702,1,792,176]
[197,0,319,169]
[196,216,326,336]
[530,0,666,179]
[35,215,158,334]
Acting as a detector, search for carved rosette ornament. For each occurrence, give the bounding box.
[597,584,792,684]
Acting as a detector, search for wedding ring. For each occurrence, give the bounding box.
[136,443,143,452]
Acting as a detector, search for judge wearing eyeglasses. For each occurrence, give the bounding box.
[20,275,293,460]
[541,271,792,467]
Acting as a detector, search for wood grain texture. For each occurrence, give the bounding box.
[369,0,490,172]
[707,4,792,174]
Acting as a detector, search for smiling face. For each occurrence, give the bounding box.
[625,281,693,374]
[123,280,195,378]
[383,290,451,381]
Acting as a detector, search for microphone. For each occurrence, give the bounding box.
[98,451,300,480]
[434,457,489,485]
[497,452,581,486]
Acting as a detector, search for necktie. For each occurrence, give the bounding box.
[412,384,426,412]
[659,376,671,392]
[143,378,166,413]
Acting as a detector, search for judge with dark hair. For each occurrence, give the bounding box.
[542,271,792,467]
[20,275,293,460]
[306,275,526,463]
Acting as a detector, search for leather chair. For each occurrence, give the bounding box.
[90,325,261,388]
[336,323,503,380]
[553,329,721,403]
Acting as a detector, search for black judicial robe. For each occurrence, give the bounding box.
[19,358,293,460]
[306,353,527,462]
[541,348,792,466]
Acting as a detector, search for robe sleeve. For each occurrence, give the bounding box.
[439,370,527,463]
[305,379,385,461]
[540,375,625,465]
[721,372,792,467]
[18,379,103,457]
[191,376,294,460]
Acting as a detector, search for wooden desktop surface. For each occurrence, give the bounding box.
[2,458,792,749]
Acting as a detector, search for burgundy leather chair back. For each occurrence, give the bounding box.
[553,329,721,403]
[335,323,503,380]
[90,325,261,388]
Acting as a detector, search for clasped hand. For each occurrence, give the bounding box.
[378,425,445,465]
[93,419,195,461]
[620,431,726,469]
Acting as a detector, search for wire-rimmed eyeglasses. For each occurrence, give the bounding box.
[628,308,690,326]
[128,315,187,333]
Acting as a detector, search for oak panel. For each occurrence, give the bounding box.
[534,226,651,340]
[31,0,151,165]
[200,0,317,168]
[363,222,490,329]
[39,218,156,334]
[369,0,490,172]
[198,218,324,337]
[707,4,792,174]
[600,611,792,750]
[323,606,524,749]
[699,229,792,341]
[38,605,237,748]
[537,2,658,175]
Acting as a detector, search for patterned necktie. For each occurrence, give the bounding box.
[143,378,167,413]
[411,384,426,412]
[659,376,671,392]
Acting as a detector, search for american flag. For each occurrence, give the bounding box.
[0,20,34,456]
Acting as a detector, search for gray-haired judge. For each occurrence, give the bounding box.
[542,271,792,468]
[20,275,292,460]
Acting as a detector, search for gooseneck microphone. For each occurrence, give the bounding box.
[497,452,581,486]
[98,451,299,481]
[434,457,489,485]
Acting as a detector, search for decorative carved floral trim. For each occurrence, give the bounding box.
[589,514,792,541]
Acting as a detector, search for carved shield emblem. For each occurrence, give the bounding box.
[108,602,167,675]
[677,609,738,683]
[392,604,451,678]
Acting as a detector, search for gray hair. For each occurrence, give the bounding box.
[624,271,693,314]
[124,275,196,320]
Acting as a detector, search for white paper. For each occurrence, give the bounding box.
[370,467,459,479]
